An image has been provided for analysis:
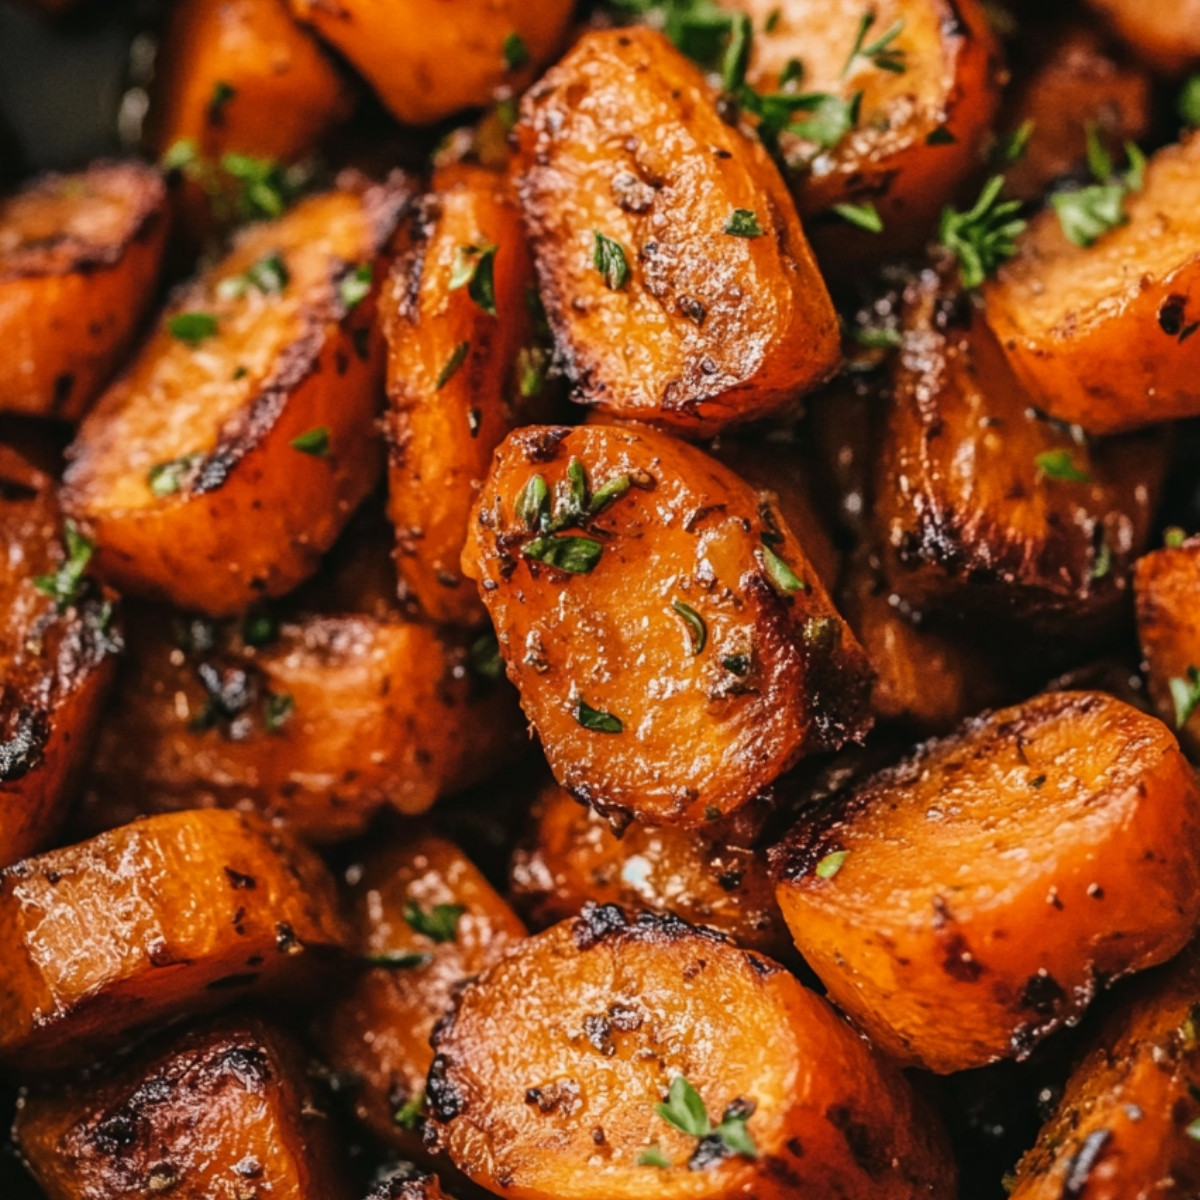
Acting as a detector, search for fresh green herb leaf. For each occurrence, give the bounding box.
[167,311,219,345]
[290,427,331,457]
[1186,1116,1200,1142]
[832,201,883,232]
[523,534,603,573]
[722,653,750,676]
[437,341,470,389]
[219,152,300,220]
[587,473,631,517]
[1180,74,1200,128]
[503,31,530,70]
[147,452,203,497]
[404,900,466,943]
[207,80,237,124]
[1034,448,1092,483]
[242,608,278,647]
[576,699,623,734]
[1169,666,1200,729]
[936,175,1026,288]
[844,12,906,75]
[721,13,753,92]
[515,474,550,530]
[449,243,499,315]
[33,522,94,612]
[1084,121,1113,182]
[723,208,763,237]
[218,252,290,300]
[761,544,807,593]
[340,263,373,312]
[566,458,588,518]
[263,691,294,733]
[656,1075,711,1138]
[495,96,519,131]
[779,56,804,86]
[714,1109,759,1159]
[672,601,707,654]
[994,119,1033,165]
[1052,132,1145,248]
[593,231,630,291]
[781,90,861,151]
[518,346,549,398]
[469,631,505,681]
[638,1144,672,1169]
[1165,527,1188,549]
[815,849,849,879]
[1091,531,1113,580]
[162,138,198,171]
[368,951,433,969]
[853,325,902,349]
[764,7,782,33]
[394,1092,427,1130]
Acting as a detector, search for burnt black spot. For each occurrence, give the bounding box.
[205,972,260,990]
[219,1045,272,1090]
[1020,970,1067,1017]
[426,1054,465,1121]
[224,868,257,890]
[825,1103,889,1177]
[1159,294,1187,336]
[583,1014,615,1056]
[688,1133,733,1171]
[0,709,49,782]
[52,372,75,413]
[572,902,629,949]
[275,922,299,953]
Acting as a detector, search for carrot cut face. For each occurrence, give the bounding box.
[463,423,873,828]
[427,906,956,1200]
[0,162,167,419]
[514,28,839,434]
[62,176,412,617]
[771,691,1200,1073]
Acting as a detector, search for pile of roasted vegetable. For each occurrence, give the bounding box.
[2,0,1200,1196]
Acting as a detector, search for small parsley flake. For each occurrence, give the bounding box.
[576,699,623,734]
[449,243,498,316]
[404,900,466,943]
[290,427,331,457]
[367,951,433,970]
[832,201,883,233]
[815,850,849,880]
[147,453,203,497]
[1170,666,1200,730]
[340,263,373,312]
[263,691,294,733]
[436,341,470,389]
[844,12,906,75]
[638,1144,672,1169]
[33,522,94,613]
[523,534,603,573]
[723,208,763,237]
[207,80,237,125]
[1034,449,1092,483]
[593,231,630,290]
[503,31,530,70]
[394,1091,427,1130]
[936,175,1026,289]
[672,601,707,655]
[167,311,218,345]
[761,544,807,593]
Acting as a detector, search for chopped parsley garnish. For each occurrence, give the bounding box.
[218,252,289,300]
[1091,530,1113,580]
[147,452,203,497]
[367,951,433,969]
[780,90,862,152]
[832,201,882,232]
[220,152,299,220]
[1186,1116,1200,1143]
[721,12,753,91]
[468,631,505,681]
[503,31,530,70]
[936,175,1026,289]
[722,653,750,676]
[1034,449,1091,483]
[263,691,294,733]
[815,850,849,879]
[403,901,466,943]
[1181,74,1200,128]
[576,699,623,733]
[515,474,550,530]
[523,534,603,573]
[638,1144,672,1169]
[339,263,373,312]
[723,208,763,237]
[242,607,278,647]
[654,1075,758,1162]
[1164,527,1188,549]
[167,311,218,345]
[994,119,1033,166]
[672,601,707,654]
[436,341,470,389]
[207,80,236,125]
[518,345,549,397]
[33,522,94,612]
[852,324,902,350]
[593,231,630,290]
[761,544,807,593]
[162,138,199,172]
[1170,666,1200,730]
[1051,127,1145,248]
[764,7,782,33]
[394,1091,427,1130]
[449,243,498,316]
[844,12,906,75]
[290,427,331,457]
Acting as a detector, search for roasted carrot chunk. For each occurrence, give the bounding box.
[0,162,167,419]
[463,423,873,827]
[985,134,1200,434]
[1135,535,1200,760]
[319,832,526,1154]
[426,906,956,1199]
[15,1015,351,1200]
[286,0,574,126]
[741,0,1002,257]
[1082,0,1200,74]
[0,809,347,1068]
[514,28,840,433]
[384,164,537,626]
[0,483,119,868]
[366,1168,455,1200]
[1000,22,1153,203]
[61,176,411,616]
[1007,941,1200,1200]
[771,691,1200,1073]
[78,608,524,843]
[510,778,791,959]
[877,271,1168,637]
